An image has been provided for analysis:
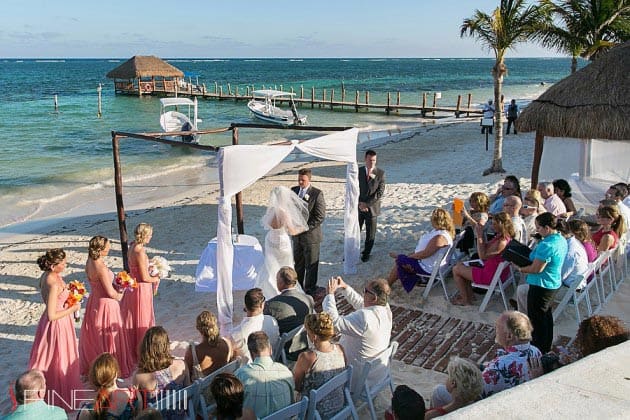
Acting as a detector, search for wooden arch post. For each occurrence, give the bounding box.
[531,130,545,189]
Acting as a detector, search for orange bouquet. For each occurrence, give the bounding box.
[114,271,138,293]
[65,280,89,322]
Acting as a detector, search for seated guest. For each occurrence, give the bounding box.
[593,205,626,252]
[231,288,279,363]
[133,326,190,405]
[210,373,256,420]
[457,192,490,255]
[481,311,542,398]
[385,385,426,420]
[426,357,483,419]
[323,277,392,392]
[4,370,67,420]
[78,353,141,420]
[521,190,544,239]
[560,222,590,290]
[553,179,577,218]
[387,208,455,291]
[568,219,598,263]
[537,182,567,216]
[293,312,346,418]
[185,311,233,380]
[606,184,630,234]
[503,195,528,244]
[576,315,629,357]
[264,267,314,360]
[451,212,514,306]
[488,175,522,214]
[235,331,295,418]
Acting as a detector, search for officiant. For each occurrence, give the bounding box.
[358,149,386,262]
[291,168,326,295]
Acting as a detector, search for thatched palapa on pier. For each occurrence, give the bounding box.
[517,41,630,187]
[106,55,185,96]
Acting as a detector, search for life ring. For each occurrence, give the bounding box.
[143,83,153,93]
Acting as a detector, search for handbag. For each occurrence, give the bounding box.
[501,239,533,267]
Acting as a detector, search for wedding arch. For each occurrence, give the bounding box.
[215,128,360,329]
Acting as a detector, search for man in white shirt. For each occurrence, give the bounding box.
[482,99,495,134]
[537,182,566,216]
[231,288,279,363]
[503,195,528,244]
[323,276,392,391]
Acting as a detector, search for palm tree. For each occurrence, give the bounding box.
[540,0,630,73]
[461,0,552,175]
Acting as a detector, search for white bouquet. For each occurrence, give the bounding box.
[149,256,171,296]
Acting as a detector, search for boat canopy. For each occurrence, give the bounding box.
[251,89,297,98]
[160,98,195,107]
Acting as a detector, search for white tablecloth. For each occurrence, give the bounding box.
[195,234,265,292]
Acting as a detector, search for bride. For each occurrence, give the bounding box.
[255,186,309,299]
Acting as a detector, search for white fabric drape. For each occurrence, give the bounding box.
[215,128,359,331]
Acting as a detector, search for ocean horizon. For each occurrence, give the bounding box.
[0,57,583,232]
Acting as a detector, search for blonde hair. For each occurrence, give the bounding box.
[134,223,153,245]
[304,312,335,340]
[492,212,516,239]
[431,208,455,239]
[196,311,220,345]
[502,311,533,341]
[598,205,627,238]
[469,192,490,213]
[88,236,109,260]
[137,326,173,373]
[447,357,483,402]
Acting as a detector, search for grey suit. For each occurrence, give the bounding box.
[264,288,315,360]
[358,166,385,257]
[291,185,326,292]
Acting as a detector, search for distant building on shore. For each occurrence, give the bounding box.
[106,55,184,96]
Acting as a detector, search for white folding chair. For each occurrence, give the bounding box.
[552,269,599,328]
[352,341,398,420]
[306,366,359,420]
[421,244,454,300]
[261,397,309,420]
[471,261,517,312]
[197,358,241,420]
[273,325,305,365]
[595,248,617,304]
[150,381,200,420]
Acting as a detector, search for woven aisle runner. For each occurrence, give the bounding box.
[315,294,569,374]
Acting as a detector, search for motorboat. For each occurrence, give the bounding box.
[159,97,202,143]
[247,90,307,126]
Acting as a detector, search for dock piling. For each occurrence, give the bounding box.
[97,84,102,118]
[54,94,58,112]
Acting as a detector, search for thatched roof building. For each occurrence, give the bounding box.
[518,41,629,140]
[106,55,184,79]
[106,55,185,96]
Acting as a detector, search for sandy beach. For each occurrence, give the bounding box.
[1,119,628,416]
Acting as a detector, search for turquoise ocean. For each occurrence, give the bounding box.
[0,57,581,232]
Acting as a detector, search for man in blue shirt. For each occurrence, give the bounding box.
[3,370,67,420]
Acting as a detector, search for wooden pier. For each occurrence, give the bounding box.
[116,82,482,118]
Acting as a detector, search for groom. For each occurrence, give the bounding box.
[291,168,326,294]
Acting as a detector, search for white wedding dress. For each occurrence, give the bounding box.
[255,186,309,299]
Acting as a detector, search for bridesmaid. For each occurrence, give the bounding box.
[79,236,134,379]
[28,248,83,411]
[120,223,160,365]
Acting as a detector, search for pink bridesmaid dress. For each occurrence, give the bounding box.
[120,247,155,366]
[28,276,83,411]
[79,268,134,378]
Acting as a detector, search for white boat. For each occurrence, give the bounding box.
[247,90,307,126]
[159,97,202,143]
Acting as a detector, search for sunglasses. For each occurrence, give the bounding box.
[364,288,377,298]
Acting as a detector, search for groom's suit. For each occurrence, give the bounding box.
[291,185,326,293]
[358,165,385,258]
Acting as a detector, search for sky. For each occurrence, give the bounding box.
[0,0,563,58]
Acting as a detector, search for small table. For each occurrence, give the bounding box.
[195,234,265,292]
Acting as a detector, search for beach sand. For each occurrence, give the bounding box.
[1,119,628,416]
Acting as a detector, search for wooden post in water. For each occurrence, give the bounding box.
[227,83,231,95]
[365,91,369,106]
[235,86,239,100]
[432,92,437,116]
[97,84,102,118]
[215,82,218,94]
[341,87,345,110]
[112,133,129,271]
[386,92,391,115]
[232,127,244,234]
[330,89,334,110]
[280,84,283,92]
[311,87,315,108]
[300,86,304,100]
[422,93,427,116]
[219,86,223,98]
[54,94,58,112]
[456,95,462,118]
[290,86,294,94]
[202,83,206,95]
[322,89,326,108]
[396,91,401,113]
[355,91,359,112]
[246,86,250,96]
[467,93,472,117]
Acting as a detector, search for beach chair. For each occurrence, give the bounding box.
[471,261,516,312]
[261,397,309,420]
[552,265,599,328]
[273,325,305,365]
[352,341,399,420]
[595,247,617,304]
[150,381,200,420]
[306,366,359,420]
[196,358,241,420]
[421,244,455,301]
